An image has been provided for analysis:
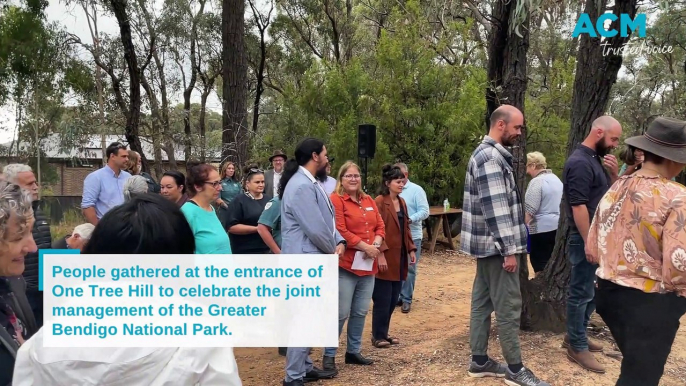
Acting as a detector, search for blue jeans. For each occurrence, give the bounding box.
[566,232,597,351]
[399,239,422,304]
[324,268,375,357]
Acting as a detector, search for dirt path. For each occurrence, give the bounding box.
[235,251,686,386]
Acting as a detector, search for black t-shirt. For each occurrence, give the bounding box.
[225,193,271,254]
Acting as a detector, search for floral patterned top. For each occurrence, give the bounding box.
[587,175,686,297]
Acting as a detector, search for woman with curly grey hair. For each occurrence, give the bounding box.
[0,181,38,385]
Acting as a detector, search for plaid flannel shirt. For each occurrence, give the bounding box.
[460,136,527,258]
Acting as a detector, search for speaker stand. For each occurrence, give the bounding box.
[361,157,369,194]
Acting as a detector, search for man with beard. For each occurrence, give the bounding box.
[461,105,549,386]
[280,138,345,386]
[561,115,621,374]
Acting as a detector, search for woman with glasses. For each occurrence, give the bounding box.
[180,161,232,254]
[225,165,270,254]
[321,161,385,369]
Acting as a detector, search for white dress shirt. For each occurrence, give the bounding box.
[273,171,282,197]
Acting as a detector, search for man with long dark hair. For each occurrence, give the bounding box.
[280,138,345,386]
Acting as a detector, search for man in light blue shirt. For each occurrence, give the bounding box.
[81,142,132,225]
[396,162,429,313]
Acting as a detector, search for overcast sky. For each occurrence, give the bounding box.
[0,0,224,144]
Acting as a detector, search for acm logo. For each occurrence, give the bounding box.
[572,13,646,38]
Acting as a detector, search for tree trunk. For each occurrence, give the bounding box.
[109,0,147,172]
[521,0,639,332]
[199,83,214,163]
[222,0,249,165]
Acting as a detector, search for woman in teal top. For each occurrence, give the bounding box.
[181,161,232,254]
[219,162,242,206]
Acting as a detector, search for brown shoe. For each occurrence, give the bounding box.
[567,347,605,373]
[562,335,603,353]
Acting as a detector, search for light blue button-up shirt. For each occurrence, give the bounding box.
[400,179,430,240]
[81,165,131,219]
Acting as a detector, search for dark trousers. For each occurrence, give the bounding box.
[371,278,401,340]
[528,230,556,273]
[566,232,596,351]
[26,289,43,329]
[596,278,686,386]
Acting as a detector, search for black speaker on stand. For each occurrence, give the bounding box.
[357,124,376,192]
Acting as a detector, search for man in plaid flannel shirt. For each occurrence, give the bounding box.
[460,105,549,386]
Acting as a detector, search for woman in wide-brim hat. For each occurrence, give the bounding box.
[586,116,686,386]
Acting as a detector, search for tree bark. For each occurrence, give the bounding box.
[109,0,148,172]
[222,0,249,165]
[521,0,639,332]
[247,0,272,137]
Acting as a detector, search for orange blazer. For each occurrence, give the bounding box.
[375,194,417,281]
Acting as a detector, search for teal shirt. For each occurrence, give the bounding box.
[258,197,281,248]
[220,178,242,205]
[181,202,232,254]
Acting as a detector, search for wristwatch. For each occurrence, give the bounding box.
[337,240,347,247]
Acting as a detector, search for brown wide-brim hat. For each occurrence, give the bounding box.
[269,150,287,162]
[625,117,686,164]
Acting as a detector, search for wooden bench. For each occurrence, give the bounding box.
[424,206,463,254]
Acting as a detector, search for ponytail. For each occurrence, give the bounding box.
[278,159,299,199]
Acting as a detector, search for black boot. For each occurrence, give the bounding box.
[322,356,336,370]
[304,367,338,382]
[283,379,304,386]
[345,352,374,365]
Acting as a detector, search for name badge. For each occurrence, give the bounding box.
[365,207,374,211]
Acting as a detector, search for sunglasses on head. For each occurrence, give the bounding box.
[247,168,263,175]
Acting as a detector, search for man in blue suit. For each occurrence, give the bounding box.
[281,138,345,386]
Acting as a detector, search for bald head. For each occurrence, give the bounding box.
[489,105,524,147]
[587,115,622,156]
[490,105,522,130]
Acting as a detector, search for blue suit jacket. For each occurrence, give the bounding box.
[281,168,344,254]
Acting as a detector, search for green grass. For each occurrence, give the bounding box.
[50,209,85,240]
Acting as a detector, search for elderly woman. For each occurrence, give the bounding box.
[0,182,38,385]
[587,117,686,386]
[51,223,95,251]
[123,175,149,201]
[321,161,386,369]
[524,152,563,273]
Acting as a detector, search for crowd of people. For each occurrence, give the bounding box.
[0,137,434,385]
[0,106,684,385]
[462,105,686,386]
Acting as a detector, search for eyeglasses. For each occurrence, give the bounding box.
[343,174,361,180]
[205,181,221,188]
